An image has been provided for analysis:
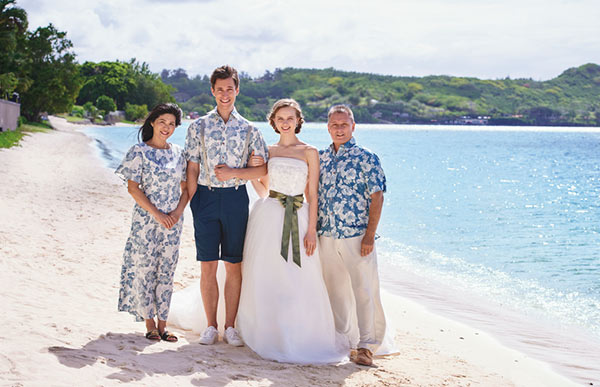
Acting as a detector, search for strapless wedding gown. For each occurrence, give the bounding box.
[236,157,348,363]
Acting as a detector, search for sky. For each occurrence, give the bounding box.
[17,0,600,81]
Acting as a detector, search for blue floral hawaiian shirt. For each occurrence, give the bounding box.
[318,137,386,239]
[185,107,268,188]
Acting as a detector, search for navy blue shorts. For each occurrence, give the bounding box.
[190,184,249,263]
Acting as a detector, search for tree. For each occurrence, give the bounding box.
[0,72,18,98]
[83,101,99,121]
[77,61,136,108]
[0,0,29,97]
[20,23,82,120]
[78,59,174,110]
[521,106,561,125]
[96,95,116,114]
[348,94,360,106]
[127,60,175,110]
[125,102,147,121]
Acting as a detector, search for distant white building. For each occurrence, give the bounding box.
[0,99,20,131]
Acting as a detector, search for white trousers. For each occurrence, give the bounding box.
[319,234,386,353]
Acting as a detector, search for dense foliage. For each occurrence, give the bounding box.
[124,102,148,121]
[95,95,116,115]
[19,24,81,120]
[1,0,175,122]
[0,0,28,97]
[77,60,175,111]
[162,65,600,126]
[0,0,82,120]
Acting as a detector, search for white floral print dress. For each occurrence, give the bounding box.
[115,142,186,322]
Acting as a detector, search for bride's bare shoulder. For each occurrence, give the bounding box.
[301,144,318,155]
[295,141,316,151]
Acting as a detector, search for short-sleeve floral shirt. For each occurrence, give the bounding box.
[318,137,386,239]
[184,107,268,188]
[115,143,187,213]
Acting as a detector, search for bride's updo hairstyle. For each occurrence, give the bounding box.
[138,103,183,142]
[267,98,305,134]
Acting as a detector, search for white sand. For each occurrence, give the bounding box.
[0,116,577,386]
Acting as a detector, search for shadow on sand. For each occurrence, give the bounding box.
[48,332,362,386]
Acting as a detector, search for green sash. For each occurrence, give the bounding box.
[269,190,304,267]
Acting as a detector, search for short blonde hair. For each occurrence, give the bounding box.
[267,98,305,133]
[327,104,355,123]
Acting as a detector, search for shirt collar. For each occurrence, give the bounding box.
[328,137,356,155]
[209,107,240,123]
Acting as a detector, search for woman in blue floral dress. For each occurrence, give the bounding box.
[115,103,188,342]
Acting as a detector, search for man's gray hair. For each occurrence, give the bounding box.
[327,104,355,123]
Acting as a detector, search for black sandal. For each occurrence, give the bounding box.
[145,329,161,341]
[160,330,178,342]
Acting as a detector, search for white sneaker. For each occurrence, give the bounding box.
[223,327,244,347]
[199,326,218,345]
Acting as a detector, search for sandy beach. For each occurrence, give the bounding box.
[0,116,578,386]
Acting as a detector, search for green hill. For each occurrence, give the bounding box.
[161,64,600,126]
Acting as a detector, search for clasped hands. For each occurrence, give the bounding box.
[154,210,182,229]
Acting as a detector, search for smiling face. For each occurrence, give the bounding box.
[273,106,299,134]
[151,113,176,142]
[327,111,355,151]
[211,77,239,113]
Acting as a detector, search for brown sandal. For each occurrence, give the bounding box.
[145,329,160,341]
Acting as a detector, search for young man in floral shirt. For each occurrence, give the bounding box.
[185,65,268,347]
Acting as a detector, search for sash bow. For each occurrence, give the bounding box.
[269,190,304,267]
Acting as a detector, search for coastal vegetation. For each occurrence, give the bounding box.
[0,1,173,125]
[0,0,80,121]
[161,65,600,126]
[76,59,174,120]
[2,0,599,128]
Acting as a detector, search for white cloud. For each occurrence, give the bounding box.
[17,0,600,80]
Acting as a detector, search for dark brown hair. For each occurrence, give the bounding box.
[267,98,305,134]
[210,65,239,89]
[138,103,182,142]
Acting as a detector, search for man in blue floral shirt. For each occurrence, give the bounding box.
[318,105,386,367]
[185,65,268,347]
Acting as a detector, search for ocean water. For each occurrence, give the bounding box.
[85,122,600,383]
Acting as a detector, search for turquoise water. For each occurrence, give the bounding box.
[85,122,600,383]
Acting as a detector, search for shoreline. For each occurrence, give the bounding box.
[0,116,580,386]
[381,266,600,385]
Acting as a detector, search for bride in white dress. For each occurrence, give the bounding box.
[235,99,348,363]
